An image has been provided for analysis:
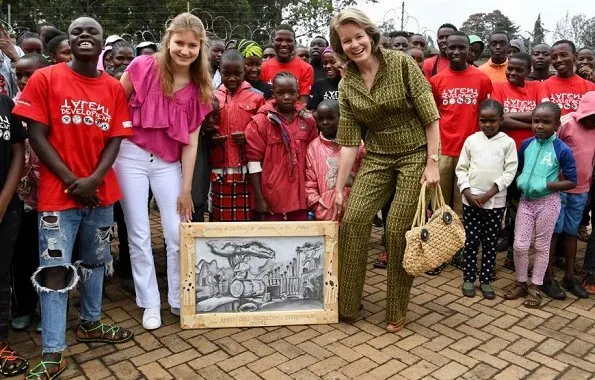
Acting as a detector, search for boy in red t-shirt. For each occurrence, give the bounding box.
[260,24,314,104]
[422,23,457,79]
[541,40,595,116]
[12,17,133,378]
[430,31,492,218]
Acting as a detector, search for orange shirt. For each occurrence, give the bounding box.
[260,58,314,96]
[478,58,508,83]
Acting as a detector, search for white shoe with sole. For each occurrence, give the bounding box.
[143,307,161,330]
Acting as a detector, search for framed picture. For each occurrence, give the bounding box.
[179,221,339,329]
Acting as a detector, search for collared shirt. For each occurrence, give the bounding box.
[336,48,439,155]
[478,58,508,83]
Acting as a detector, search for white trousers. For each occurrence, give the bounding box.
[114,140,182,309]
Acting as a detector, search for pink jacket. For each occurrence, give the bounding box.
[305,135,365,220]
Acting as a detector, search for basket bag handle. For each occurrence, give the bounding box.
[410,182,448,229]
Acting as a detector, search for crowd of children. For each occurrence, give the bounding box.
[0,9,593,379]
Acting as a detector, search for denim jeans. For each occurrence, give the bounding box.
[33,206,114,354]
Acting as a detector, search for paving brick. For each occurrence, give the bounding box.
[283,328,320,345]
[246,352,288,373]
[308,356,348,376]
[230,328,267,343]
[158,348,200,369]
[290,368,322,379]
[133,333,163,351]
[217,351,259,372]
[338,357,377,377]
[187,335,219,354]
[258,327,294,344]
[199,365,234,380]
[381,345,422,365]
[367,333,401,349]
[260,367,294,380]
[450,336,482,354]
[559,367,593,380]
[168,363,199,379]
[396,334,429,350]
[431,361,467,380]
[215,337,247,356]
[463,363,499,380]
[80,359,112,379]
[400,359,438,380]
[101,346,146,366]
[241,338,276,357]
[468,349,508,369]
[137,362,173,380]
[526,351,568,372]
[228,366,262,380]
[188,350,230,370]
[365,359,407,379]
[269,339,305,359]
[555,352,595,372]
[130,348,173,367]
[410,346,450,367]
[339,331,374,348]
[108,360,141,380]
[311,329,350,346]
[159,333,193,353]
[492,364,529,380]
[439,348,479,368]
[527,366,560,380]
[297,341,333,360]
[327,342,363,362]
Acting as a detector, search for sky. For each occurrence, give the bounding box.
[361,0,592,43]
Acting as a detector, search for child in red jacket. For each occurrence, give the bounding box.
[210,50,265,221]
[245,72,318,221]
[305,100,364,220]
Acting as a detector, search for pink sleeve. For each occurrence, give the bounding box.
[189,92,213,134]
[126,55,157,106]
[305,144,321,209]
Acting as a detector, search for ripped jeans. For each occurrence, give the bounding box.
[34,206,114,354]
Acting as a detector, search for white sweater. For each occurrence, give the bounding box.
[456,131,518,209]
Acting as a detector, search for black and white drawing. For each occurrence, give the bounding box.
[195,236,325,313]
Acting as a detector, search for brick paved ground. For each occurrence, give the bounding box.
[8,211,595,380]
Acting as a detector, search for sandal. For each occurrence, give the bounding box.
[75,321,133,344]
[386,318,405,333]
[504,281,528,300]
[524,284,542,309]
[373,251,388,269]
[0,342,29,377]
[25,353,66,380]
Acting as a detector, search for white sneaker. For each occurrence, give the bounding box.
[142,307,161,330]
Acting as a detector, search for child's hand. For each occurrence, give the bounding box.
[463,189,483,208]
[255,197,271,214]
[231,131,246,146]
[211,134,228,146]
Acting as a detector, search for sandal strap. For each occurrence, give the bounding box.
[79,322,124,340]
[26,356,63,380]
[0,345,22,362]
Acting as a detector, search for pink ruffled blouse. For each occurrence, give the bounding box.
[126,55,211,162]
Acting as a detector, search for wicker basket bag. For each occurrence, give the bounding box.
[403,183,466,276]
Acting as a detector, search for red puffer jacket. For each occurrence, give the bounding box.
[245,100,318,214]
[210,82,266,169]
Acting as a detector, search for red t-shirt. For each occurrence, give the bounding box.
[422,56,449,79]
[260,58,314,96]
[12,63,133,211]
[541,74,595,115]
[491,81,544,149]
[430,66,493,157]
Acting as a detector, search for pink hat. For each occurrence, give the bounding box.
[322,47,334,56]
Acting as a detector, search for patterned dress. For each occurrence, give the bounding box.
[336,48,440,323]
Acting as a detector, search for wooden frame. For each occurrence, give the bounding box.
[180,221,339,329]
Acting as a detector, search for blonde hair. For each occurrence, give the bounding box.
[329,8,381,63]
[157,13,213,103]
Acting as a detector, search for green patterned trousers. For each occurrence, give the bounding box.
[339,147,426,323]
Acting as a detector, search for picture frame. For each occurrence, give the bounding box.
[179,221,339,329]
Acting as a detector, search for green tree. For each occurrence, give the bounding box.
[531,13,545,46]
[554,13,595,48]
[460,10,520,42]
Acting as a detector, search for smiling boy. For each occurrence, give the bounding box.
[260,24,314,103]
[12,17,133,378]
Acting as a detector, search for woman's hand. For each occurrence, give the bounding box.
[420,162,440,187]
[333,189,346,221]
[177,190,194,222]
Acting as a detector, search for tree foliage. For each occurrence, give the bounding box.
[554,13,595,48]
[460,10,520,42]
[531,14,545,46]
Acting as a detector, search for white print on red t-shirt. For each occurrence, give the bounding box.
[440,88,479,106]
[0,115,11,141]
[504,99,536,113]
[60,99,112,131]
[548,93,582,112]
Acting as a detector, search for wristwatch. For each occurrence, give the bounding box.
[428,154,440,163]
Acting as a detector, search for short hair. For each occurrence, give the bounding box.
[272,71,298,86]
[311,35,329,46]
[17,32,41,46]
[552,39,576,54]
[510,52,532,69]
[388,31,410,39]
[330,8,381,62]
[42,27,66,47]
[317,99,340,115]
[273,24,295,39]
[447,31,470,44]
[18,53,49,68]
[531,43,551,52]
[47,33,68,55]
[438,23,458,32]
[490,30,509,41]
[479,99,504,118]
[534,102,561,121]
[208,37,225,47]
[36,21,54,34]
[577,47,594,54]
[221,49,244,65]
[111,40,133,54]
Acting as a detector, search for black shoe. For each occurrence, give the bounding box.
[373,215,383,227]
[561,277,589,299]
[541,279,566,300]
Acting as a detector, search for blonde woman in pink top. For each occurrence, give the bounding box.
[115,13,213,330]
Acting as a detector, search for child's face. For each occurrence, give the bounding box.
[21,38,43,54]
[168,30,201,69]
[322,53,339,80]
[506,58,529,87]
[209,41,225,67]
[273,77,299,114]
[244,56,262,83]
[532,108,559,139]
[406,49,424,70]
[551,43,575,76]
[296,47,310,63]
[478,108,502,138]
[68,18,103,61]
[391,36,409,51]
[467,42,482,64]
[577,49,594,71]
[112,47,134,69]
[103,50,113,69]
[263,47,275,61]
[15,59,42,92]
[221,60,245,93]
[52,40,72,64]
[316,105,339,139]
